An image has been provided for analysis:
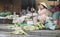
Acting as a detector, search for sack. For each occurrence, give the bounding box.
[45,19,56,30]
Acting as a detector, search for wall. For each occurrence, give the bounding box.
[0,0,59,12]
[0,1,4,12]
[36,0,59,6]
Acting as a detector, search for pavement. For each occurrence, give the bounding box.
[0,24,60,37]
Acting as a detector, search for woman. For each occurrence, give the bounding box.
[37,2,50,23]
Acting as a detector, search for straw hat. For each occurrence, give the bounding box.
[40,2,47,8]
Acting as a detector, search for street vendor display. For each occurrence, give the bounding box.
[6,2,57,35]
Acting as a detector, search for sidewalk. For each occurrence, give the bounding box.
[0,24,60,37]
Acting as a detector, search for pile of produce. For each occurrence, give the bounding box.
[6,13,57,35]
[6,25,27,35]
[35,22,45,29]
[6,22,45,35]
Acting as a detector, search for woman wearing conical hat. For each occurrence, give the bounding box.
[38,2,50,23]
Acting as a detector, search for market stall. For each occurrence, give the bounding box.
[0,0,60,35]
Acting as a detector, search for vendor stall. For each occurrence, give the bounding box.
[0,0,60,36]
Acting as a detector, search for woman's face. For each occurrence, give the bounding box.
[39,4,44,9]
